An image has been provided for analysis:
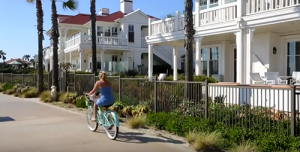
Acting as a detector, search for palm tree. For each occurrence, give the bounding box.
[0,50,7,67]
[184,0,195,98]
[23,54,31,61]
[90,0,97,75]
[27,0,44,94]
[51,0,77,92]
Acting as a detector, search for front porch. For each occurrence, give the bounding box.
[147,20,300,84]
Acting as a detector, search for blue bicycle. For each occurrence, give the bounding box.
[85,94,119,140]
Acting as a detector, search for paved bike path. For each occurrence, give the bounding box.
[0,94,194,152]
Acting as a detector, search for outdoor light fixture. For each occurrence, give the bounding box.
[273,47,277,54]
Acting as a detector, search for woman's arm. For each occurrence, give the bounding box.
[87,81,99,95]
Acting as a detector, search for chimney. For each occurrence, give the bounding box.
[120,0,133,14]
[99,8,109,16]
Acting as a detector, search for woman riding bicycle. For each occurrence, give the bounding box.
[86,71,114,122]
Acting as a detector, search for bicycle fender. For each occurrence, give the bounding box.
[108,111,119,127]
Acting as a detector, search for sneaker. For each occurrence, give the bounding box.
[91,118,96,122]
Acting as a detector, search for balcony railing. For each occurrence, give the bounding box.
[64,34,128,49]
[103,61,134,73]
[246,0,300,15]
[149,2,237,36]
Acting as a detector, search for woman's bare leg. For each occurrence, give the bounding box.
[93,103,98,120]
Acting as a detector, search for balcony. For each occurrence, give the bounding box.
[149,2,237,36]
[64,34,129,51]
[148,0,300,37]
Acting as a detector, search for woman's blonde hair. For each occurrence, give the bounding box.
[99,71,108,82]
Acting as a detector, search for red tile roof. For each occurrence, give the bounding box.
[58,11,156,25]
[5,58,29,65]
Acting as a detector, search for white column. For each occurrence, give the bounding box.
[64,53,67,63]
[79,50,84,71]
[173,47,178,81]
[194,0,200,27]
[69,52,72,66]
[237,0,246,18]
[235,29,245,84]
[148,44,153,80]
[148,18,153,36]
[134,52,142,69]
[246,28,254,84]
[100,50,105,71]
[50,56,53,71]
[175,11,180,31]
[195,37,202,76]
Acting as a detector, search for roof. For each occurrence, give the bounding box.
[58,10,156,25]
[5,58,30,65]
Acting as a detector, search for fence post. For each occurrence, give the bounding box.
[119,76,122,101]
[291,84,296,137]
[154,76,157,113]
[1,73,3,83]
[205,79,209,119]
[74,72,76,92]
[22,73,24,85]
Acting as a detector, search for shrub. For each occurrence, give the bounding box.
[192,131,223,151]
[75,96,87,108]
[39,91,51,102]
[0,83,14,92]
[228,141,258,152]
[164,75,217,83]
[127,116,146,129]
[3,89,15,95]
[59,92,77,104]
[146,112,300,152]
[21,88,37,98]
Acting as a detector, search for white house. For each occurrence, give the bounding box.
[43,0,184,74]
[146,0,300,84]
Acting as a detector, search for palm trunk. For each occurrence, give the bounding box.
[184,0,195,99]
[51,0,59,92]
[36,0,44,94]
[90,0,97,75]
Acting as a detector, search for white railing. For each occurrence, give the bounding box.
[200,2,237,25]
[65,34,128,49]
[141,37,148,48]
[150,3,237,36]
[65,35,81,48]
[246,0,300,15]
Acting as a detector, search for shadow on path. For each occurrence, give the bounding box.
[116,132,184,144]
[0,116,15,122]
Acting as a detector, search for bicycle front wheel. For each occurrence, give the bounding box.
[103,112,119,140]
[86,107,98,131]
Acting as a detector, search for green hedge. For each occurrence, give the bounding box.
[146,112,300,152]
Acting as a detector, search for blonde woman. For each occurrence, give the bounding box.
[86,71,114,121]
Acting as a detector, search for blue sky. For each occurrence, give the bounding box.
[0,0,187,61]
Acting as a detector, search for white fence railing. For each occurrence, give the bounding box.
[246,0,300,15]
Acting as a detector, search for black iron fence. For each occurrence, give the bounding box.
[1,73,300,136]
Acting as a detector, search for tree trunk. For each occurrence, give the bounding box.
[36,0,44,94]
[90,0,97,75]
[51,0,59,92]
[184,0,195,99]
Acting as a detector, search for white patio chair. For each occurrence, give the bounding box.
[249,73,272,85]
[291,72,300,85]
[264,72,287,85]
[157,73,167,81]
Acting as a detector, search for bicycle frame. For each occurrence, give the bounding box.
[95,106,119,127]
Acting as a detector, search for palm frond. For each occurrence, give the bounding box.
[62,0,78,10]
[26,0,35,3]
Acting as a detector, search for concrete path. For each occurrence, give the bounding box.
[0,94,193,152]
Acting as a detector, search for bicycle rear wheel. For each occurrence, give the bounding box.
[103,112,119,140]
[86,107,98,131]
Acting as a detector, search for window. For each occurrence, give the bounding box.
[112,27,118,37]
[200,0,219,10]
[104,27,111,36]
[97,26,103,36]
[128,25,134,43]
[287,42,300,76]
[201,47,219,76]
[112,55,118,62]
